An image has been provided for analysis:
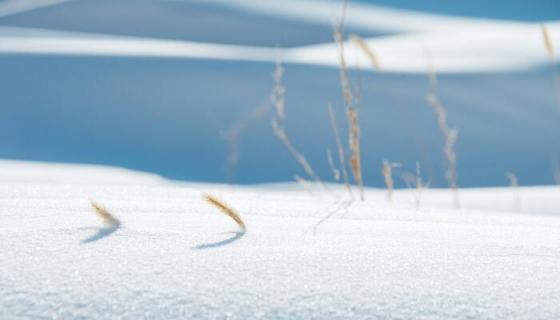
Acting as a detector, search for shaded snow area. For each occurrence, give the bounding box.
[0,0,559,188]
[1,161,560,319]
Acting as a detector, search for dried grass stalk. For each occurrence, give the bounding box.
[425,49,437,88]
[347,108,364,200]
[554,161,560,185]
[313,199,353,233]
[414,162,428,209]
[90,200,120,226]
[505,171,518,187]
[222,99,270,181]
[505,172,521,212]
[334,26,353,110]
[270,62,324,186]
[294,175,316,196]
[382,160,400,203]
[272,119,322,184]
[327,148,341,181]
[328,104,352,197]
[272,61,286,119]
[541,24,556,60]
[426,93,460,208]
[272,63,324,185]
[333,12,365,200]
[541,25,560,111]
[203,194,246,231]
[402,162,429,210]
[350,34,380,71]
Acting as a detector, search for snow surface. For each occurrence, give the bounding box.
[1,161,560,319]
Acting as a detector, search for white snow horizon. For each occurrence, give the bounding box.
[0,0,558,73]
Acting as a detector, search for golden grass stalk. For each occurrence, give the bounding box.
[382,160,400,203]
[203,194,246,231]
[350,34,380,71]
[347,107,364,200]
[327,148,341,181]
[90,200,120,226]
[426,93,460,208]
[541,24,555,60]
[328,104,353,197]
[505,172,521,212]
[272,119,323,184]
[333,10,365,200]
[270,62,324,186]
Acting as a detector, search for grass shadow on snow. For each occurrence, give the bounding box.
[192,231,245,250]
[81,222,121,244]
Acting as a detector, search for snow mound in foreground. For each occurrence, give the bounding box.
[1,161,559,319]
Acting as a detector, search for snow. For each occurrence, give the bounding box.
[1,6,558,73]
[0,27,280,62]
[2,23,558,73]
[208,0,521,33]
[1,161,560,319]
[291,22,560,72]
[1,2,560,317]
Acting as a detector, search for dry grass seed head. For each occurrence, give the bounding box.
[350,34,381,71]
[90,200,120,226]
[541,24,556,60]
[203,194,246,231]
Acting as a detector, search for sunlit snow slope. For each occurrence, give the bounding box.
[1,161,560,319]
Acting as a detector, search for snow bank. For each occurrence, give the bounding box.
[1,22,558,73]
[1,161,559,319]
[1,0,559,73]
